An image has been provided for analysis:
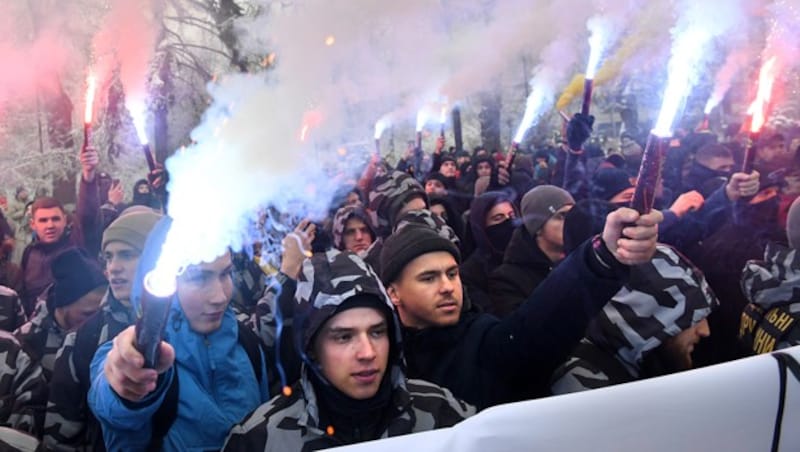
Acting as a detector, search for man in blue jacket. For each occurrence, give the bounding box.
[88,217,275,451]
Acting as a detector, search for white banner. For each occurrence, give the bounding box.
[333,347,800,452]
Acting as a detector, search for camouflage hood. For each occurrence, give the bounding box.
[331,205,376,251]
[586,244,718,370]
[742,242,800,311]
[393,209,460,246]
[294,249,404,382]
[367,171,427,237]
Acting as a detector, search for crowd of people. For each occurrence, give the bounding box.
[0,113,798,451]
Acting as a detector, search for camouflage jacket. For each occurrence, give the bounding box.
[0,285,26,333]
[740,243,800,354]
[0,330,47,436]
[551,244,718,395]
[14,296,67,382]
[223,370,474,451]
[43,291,135,452]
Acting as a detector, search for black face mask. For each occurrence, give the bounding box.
[485,218,516,255]
[684,162,729,192]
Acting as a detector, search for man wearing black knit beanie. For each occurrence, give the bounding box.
[380,206,663,409]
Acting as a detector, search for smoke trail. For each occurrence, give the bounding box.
[556,1,671,111]
[704,45,757,114]
[0,0,79,111]
[652,0,748,137]
[92,0,158,142]
[512,1,596,142]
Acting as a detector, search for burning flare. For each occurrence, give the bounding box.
[416,108,430,132]
[84,73,97,125]
[374,116,390,140]
[747,57,777,133]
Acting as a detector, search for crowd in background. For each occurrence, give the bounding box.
[0,114,799,450]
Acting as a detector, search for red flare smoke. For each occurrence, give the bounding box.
[747,57,777,134]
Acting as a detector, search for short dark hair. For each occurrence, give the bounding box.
[31,197,64,217]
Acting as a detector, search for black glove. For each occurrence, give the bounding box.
[567,113,595,151]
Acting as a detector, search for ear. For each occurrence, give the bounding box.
[386,284,402,308]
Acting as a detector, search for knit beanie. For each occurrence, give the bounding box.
[520,185,575,236]
[50,249,107,309]
[102,209,162,253]
[787,197,800,249]
[380,225,461,285]
[591,167,634,201]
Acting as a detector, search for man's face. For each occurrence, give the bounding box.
[660,318,710,370]
[485,201,516,227]
[56,287,105,332]
[342,217,374,254]
[758,140,787,164]
[476,162,492,178]
[425,179,446,195]
[31,207,67,244]
[537,204,572,257]
[456,156,470,167]
[176,252,234,334]
[398,196,427,218]
[314,307,390,400]
[440,161,457,178]
[137,184,151,195]
[103,242,141,304]
[17,189,28,202]
[388,251,462,329]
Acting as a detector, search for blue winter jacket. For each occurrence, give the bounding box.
[88,301,270,451]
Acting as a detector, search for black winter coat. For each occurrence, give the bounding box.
[488,228,554,318]
[402,239,628,409]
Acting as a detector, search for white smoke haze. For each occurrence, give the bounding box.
[151,0,767,275]
[762,0,800,76]
[652,0,748,136]
[514,0,596,142]
[584,0,640,78]
[705,44,758,114]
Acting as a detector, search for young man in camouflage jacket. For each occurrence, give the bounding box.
[223,250,474,451]
[44,209,161,451]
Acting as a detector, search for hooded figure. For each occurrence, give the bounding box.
[551,210,719,394]
[460,191,519,311]
[739,197,800,354]
[331,205,377,256]
[223,250,473,451]
[364,171,428,275]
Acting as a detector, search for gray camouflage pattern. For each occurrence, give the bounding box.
[0,330,47,436]
[367,171,426,234]
[43,291,135,451]
[0,286,26,333]
[394,209,460,245]
[552,244,718,394]
[223,249,474,451]
[331,206,376,251]
[14,293,68,382]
